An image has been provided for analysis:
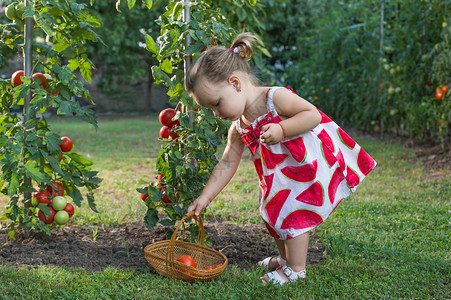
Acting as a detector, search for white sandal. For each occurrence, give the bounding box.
[257,256,286,271]
[261,265,306,285]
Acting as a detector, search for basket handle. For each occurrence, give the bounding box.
[166,211,205,267]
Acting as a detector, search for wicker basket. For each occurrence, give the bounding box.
[144,211,228,281]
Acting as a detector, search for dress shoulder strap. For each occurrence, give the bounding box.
[266,87,284,114]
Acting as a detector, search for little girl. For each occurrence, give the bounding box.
[185,33,376,285]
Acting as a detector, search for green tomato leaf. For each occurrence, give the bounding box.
[0,135,8,149]
[145,34,158,54]
[159,218,175,226]
[87,192,98,213]
[57,101,72,115]
[144,207,159,229]
[161,59,173,74]
[7,173,19,197]
[24,161,48,183]
[127,0,137,10]
[143,0,153,10]
[184,41,204,55]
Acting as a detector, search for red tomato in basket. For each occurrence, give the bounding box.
[213,263,223,269]
[205,266,213,270]
[176,255,196,281]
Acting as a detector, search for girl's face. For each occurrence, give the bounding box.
[192,76,245,121]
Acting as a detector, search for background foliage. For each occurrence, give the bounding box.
[262,0,450,144]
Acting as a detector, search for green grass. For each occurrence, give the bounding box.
[0,116,450,299]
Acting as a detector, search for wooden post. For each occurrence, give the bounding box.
[23,0,33,213]
[183,0,194,128]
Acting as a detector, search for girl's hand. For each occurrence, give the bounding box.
[187,196,211,219]
[260,123,284,145]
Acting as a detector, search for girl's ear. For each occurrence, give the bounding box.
[228,75,241,92]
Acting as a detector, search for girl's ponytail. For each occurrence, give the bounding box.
[230,32,256,60]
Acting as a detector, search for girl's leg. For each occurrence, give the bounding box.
[261,231,309,283]
[274,238,286,261]
[284,231,309,272]
[258,238,287,270]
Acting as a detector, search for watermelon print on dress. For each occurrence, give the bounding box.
[336,149,346,172]
[265,189,291,226]
[357,148,376,176]
[261,144,288,170]
[264,221,280,239]
[280,209,323,230]
[318,129,337,167]
[282,136,307,163]
[346,166,360,188]
[281,160,318,183]
[235,87,376,241]
[295,181,324,206]
[263,173,274,200]
[328,167,345,204]
[253,158,264,182]
[337,127,356,149]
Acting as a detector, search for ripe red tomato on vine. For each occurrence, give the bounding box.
[32,73,47,89]
[64,203,75,218]
[159,125,179,139]
[46,182,64,197]
[436,87,443,100]
[59,136,73,152]
[34,189,51,205]
[441,85,448,95]
[11,70,25,87]
[159,108,178,127]
[38,207,56,224]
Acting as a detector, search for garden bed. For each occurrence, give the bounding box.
[0,221,325,274]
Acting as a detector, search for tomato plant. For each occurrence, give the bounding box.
[133,0,265,241]
[0,0,102,238]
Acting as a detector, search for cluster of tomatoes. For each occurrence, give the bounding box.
[34,182,75,226]
[11,70,59,95]
[176,254,223,281]
[140,174,174,207]
[435,85,448,100]
[158,108,179,140]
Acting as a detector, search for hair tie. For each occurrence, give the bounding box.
[230,46,239,54]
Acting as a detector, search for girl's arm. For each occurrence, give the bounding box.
[188,123,245,219]
[260,88,321,145]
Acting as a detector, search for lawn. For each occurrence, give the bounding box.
[0,115,449,299]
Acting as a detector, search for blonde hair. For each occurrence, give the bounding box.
[185,32,258,94]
